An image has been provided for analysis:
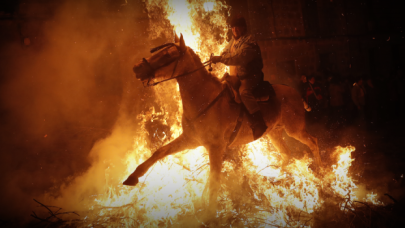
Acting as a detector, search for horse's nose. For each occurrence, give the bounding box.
[133,59,154,81]
[133,62,143,79]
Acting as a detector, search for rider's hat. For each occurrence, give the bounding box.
[230,15,247,28]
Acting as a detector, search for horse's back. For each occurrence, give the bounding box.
[272,84,306,130]
[272,84,302,106]
[224,84,306,147]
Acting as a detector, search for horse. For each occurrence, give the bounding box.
[124,34,322,217]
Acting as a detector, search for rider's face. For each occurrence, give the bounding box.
[232,26,245,39]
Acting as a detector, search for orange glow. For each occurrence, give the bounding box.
[50,1,383,226]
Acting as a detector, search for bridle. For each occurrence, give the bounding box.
[140,42,227,128]
[141,43,212,87]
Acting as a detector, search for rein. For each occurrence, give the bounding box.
[144,60,212,87]
[142,43,213,87]
[142,43,224,123]
[148,58,225,123]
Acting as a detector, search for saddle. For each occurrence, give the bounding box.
[221,74,276,147]
[222,75,276,104]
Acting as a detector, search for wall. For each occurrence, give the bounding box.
[242,0,405,87]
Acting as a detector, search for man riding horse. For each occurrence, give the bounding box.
[211,15,267,140]
[126,16,322,220]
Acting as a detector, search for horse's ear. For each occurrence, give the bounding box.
[179,33,186,53]
[174,32,180,43]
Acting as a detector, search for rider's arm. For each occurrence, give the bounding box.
[220,40,260,66]
[220,38,233,56]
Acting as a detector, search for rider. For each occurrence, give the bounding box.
[211,15,267,140]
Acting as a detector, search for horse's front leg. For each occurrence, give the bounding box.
[205,143,226,218]
[123,134,199,186]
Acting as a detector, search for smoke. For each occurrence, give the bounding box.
[0,0,155,222]
[1,0,402,226]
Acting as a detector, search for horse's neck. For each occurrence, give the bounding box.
[176,54,222,120]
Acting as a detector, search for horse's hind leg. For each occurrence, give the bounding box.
[284,126,322,166]
[268,126,291,167]
[123,134,199,186]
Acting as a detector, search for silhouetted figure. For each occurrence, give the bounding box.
[305,75,323,123]
[299,75,311,111]
[364,77,378,128]
[327,77,345,128]
[299,75,308,98]
[351,77,366,126]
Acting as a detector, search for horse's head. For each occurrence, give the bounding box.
[133,34,188,84]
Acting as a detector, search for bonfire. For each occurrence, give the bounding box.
[32,1,392,227]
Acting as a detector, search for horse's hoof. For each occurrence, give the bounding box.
[123,175,139,186]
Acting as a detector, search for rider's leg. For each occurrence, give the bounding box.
[239,76,267,140]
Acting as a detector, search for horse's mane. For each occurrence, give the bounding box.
[187,47,221,84]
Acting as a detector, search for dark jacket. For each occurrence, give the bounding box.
[220,34,264,80]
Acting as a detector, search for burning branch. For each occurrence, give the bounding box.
[30,199,79,225]
[384,193,398,204]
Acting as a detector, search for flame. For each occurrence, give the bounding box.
[330,146,358,199]
[366,192,383,205]
[147,0,230,78]
[70,1,384,226]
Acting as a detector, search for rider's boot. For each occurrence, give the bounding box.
[247,111,268,140]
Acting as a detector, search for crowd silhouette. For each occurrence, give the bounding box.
[298,69,405,131]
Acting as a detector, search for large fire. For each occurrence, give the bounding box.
[65,0,382,227]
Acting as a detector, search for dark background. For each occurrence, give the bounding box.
[233,0,405,85]
[1,0,405,225]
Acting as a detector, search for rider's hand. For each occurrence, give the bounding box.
[210,56,222,64]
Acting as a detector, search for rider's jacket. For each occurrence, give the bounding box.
[220,34,264,80]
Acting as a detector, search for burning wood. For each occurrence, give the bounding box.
[33,1,395,227]
[78,1,386,227]
[30,199,79,226]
